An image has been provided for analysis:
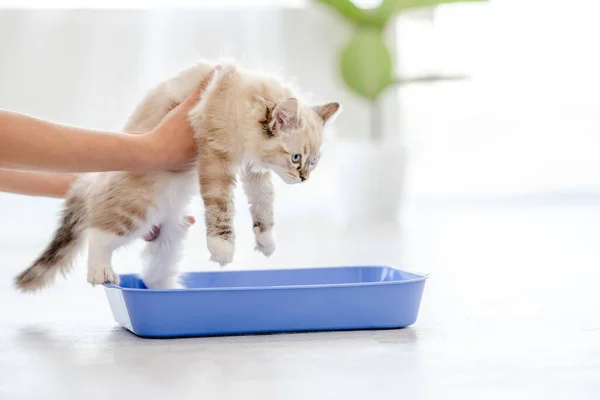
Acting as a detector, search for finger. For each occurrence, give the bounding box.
[158,65,221,123]
[180,65,221,109]
[197,65,221,93]
[189,65,221,101]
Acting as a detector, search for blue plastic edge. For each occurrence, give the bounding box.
[102,265,429,292]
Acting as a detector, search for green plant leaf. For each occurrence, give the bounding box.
[340,28,393,101]
[370,0,398,28]
[396,0,487,13]
[314,0,373,26]
[315,0,487,27]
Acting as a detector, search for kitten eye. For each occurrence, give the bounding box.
[310,157,319,165]
[291,153,301,163]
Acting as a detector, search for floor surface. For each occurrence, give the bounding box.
[1,195,599,400]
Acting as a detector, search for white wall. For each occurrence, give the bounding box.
[0,7,379,137]
[0,6,398,238]
[3,1,600,234]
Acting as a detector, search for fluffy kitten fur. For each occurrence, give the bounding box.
[14,61,340,291]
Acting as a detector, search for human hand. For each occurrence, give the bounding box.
[142,65,221,171]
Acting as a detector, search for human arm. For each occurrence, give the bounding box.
[0,111,153,173]
[0,66,219,173]
[0,170,76,198]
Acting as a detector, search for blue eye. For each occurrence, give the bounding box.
[291,154,301,163]
[310,157,319,165]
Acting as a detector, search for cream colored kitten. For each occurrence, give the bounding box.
[14,61,340,291]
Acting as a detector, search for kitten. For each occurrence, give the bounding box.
[14,61,340,291]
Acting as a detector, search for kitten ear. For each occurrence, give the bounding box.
[313,102,340,123]
[271,98,299,133]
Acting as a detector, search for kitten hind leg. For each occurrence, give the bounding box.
[87,229,129,285]
[141,217,190,289]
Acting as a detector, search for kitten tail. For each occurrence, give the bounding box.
[14,195,87,293]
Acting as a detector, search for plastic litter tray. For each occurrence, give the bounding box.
[103,266,428,338]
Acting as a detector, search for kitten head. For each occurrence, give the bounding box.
[257,98,340,184]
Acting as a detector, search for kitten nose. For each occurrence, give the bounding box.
[300,169,309,182]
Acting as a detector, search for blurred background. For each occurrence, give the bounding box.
[1,1,600,398]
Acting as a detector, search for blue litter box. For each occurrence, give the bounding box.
[103,266,428,338]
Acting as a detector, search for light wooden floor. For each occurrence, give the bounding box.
[1,193,599,399]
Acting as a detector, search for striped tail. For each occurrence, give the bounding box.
[15,195,86,292]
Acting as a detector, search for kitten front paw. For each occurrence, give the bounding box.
[254,228,276,257]
[87,265,119,286]
[207,235,235,267]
